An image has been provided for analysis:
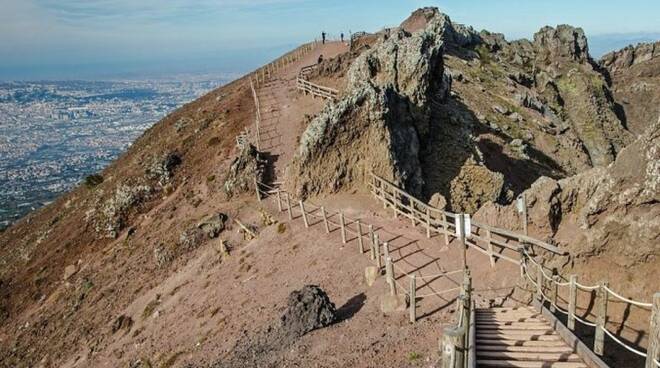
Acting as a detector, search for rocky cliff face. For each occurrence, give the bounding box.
[288,9,633,213]
[287,11,506,212]
[475,118,659,294]
[601,41,660,136]
[287,16,450,198]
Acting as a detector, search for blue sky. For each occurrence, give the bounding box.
[1,0,659,80]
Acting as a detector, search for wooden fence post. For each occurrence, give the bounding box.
[425,208,432,238]
[442,212,450,246]
[299,201,309,228]
[369,226,376,260]
[383,241,390,261]
[285,193,293,221]
[385,257,396,296]
[595,281,609,356]
[339,212,346,244]
[568,275,577,331]
[321,206,330,233]
[276,189,282,212]
[409,275,416,323]
[441,328,456,368]
[254,178,261,202]
[410,201,416,227]
[393,192,398,218]
[551,274,559,313]
[375,235,382,270]
[646,293,660,368]
[486,229,495,268]
[356,220,364,253]
[536,265,543,303]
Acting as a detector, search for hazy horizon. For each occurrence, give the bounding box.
[1,0,659,81]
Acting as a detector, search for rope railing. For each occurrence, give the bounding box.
[520,249,660,366]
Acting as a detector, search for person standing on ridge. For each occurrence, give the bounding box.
[340,33,344,42]
[322,31,326,44]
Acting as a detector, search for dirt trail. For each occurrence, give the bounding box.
[257,41,348,183]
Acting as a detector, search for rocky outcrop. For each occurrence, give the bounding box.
[288,12,503,212]
[600,41,659,73]
[287,17,449,198]
[475,118,660,267]
[90,182,153,238]
[601,41,660,136]
[533,25,589,62]
[223,144,264,198]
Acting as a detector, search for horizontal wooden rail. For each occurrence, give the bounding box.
[368,173,566,257]
[296,63,339,101]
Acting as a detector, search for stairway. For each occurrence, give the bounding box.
[476,307,587,368]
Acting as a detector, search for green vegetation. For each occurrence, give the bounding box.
[207,175,216,182]
[407,352,422,362]
[277,223,287,234]
[84,174,104,188]
[475,44,492,64]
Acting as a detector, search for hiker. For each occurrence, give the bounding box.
[341,33,344,42]
[317,54,324,65]
[322,31,326,44]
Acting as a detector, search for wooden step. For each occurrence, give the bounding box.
[477,351,582,361]
[477,360,587,368]
[477,339,569,347]
[477,333,561,341]
[477,345,575,353]
[477,323,553,330]
[476,317,545,323]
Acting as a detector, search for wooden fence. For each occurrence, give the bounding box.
[240,40,319,151]
[249,41,318,89]
[248,78,262,150]
[522,250,660,367]
[368,173,566,266]
[296,64,339,100]
[441,271,475,368]
[253,180,464,324]
[368,172,660,367]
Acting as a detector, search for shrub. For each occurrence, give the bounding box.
[84,174,104,188]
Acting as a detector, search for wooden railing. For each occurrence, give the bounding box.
[367,173,566,266]
[522,249,660,367]
[253,180,464,323]
[248,78,262,150]
[441,271,475,368]
[296,64,339,101]
[368,172,660,367]
[249,41,318,89]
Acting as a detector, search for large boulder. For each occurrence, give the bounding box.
[280,285,337,338]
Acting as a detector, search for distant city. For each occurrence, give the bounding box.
[0,76,234,229]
